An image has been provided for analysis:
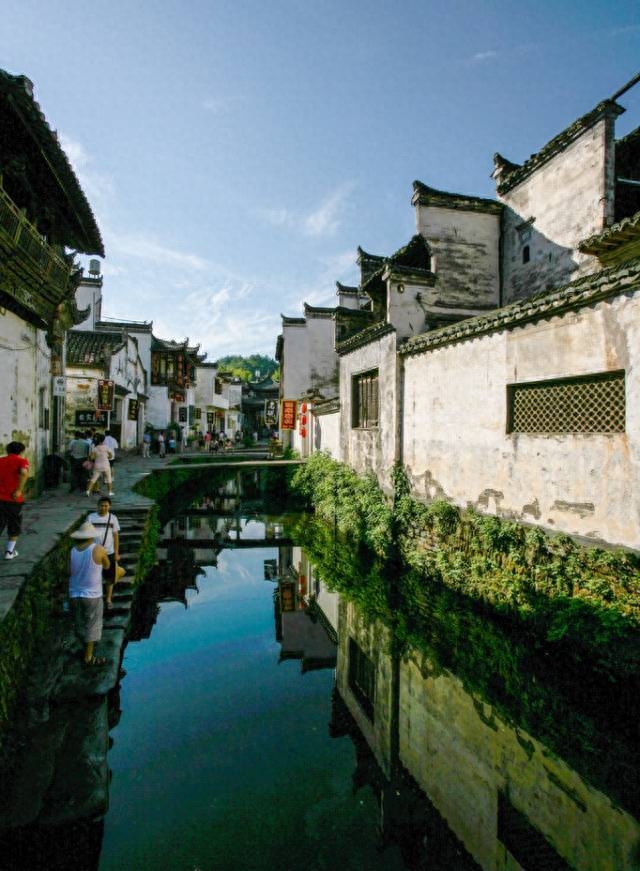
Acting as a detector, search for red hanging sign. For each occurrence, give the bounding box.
[281,400,297,430]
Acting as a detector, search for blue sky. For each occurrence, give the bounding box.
[4,0,639,359]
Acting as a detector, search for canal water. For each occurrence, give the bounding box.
[1,466,639,870]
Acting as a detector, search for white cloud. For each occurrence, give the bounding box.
[108,231,209,271]
[255,182,356,238]
[59,132,114,201]
[202,95,243,113]
[470,50,498,63]
[303,183,355,237]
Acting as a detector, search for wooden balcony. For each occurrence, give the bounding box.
[0,184,72,323]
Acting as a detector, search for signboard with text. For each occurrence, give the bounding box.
[75,409,107,428]
[127,400,139,421]
[206,412,214,426]
[97,379,114,411]
[264,398,278,427]
[178,407,187,422]
[280,400,297,430]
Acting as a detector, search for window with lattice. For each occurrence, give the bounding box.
[507,371,625,434]
[348,638,375,721]
[352,369,379,428]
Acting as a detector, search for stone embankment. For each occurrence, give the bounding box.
[0,450,165,830]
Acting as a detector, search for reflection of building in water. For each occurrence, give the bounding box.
[274,545,339,672]
[336,599,640,871]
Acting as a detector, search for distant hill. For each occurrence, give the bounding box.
[214,354,279,382]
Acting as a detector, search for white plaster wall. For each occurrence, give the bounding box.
[312,410,341,459]
[400,656,640,871]
[387,280,429,340]
[147,385,170,428]
[306,316,339,397]
[281,323,309,401]
[500,120,608,303]
[416,206,501,307]
[0,313,49,480]
[401,290,640,548]
[340,331,398,494]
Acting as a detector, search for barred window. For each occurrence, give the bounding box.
[348,638,375,721]
[352,369,379,428]
[507,370,625,434]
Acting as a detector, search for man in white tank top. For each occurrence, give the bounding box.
[69,521,110,666]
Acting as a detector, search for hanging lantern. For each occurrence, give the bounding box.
[301,402,307,413]
[300,414,307,425]
[300,426,307,438]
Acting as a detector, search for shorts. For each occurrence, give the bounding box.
[71,597,103,643]
[103,559,116,583]
[0,501,23,537]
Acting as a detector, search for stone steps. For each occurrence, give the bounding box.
[0,502,154,832]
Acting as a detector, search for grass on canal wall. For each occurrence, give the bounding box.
[0,541,70,747]
[291,453,640,679]
[0,506,160,752]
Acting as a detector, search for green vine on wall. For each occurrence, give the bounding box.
[291,453,640,677]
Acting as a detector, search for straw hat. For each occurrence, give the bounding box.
[70,521,98,540]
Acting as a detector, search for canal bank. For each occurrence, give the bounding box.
[0,444,294,832]
[0,450,171,832]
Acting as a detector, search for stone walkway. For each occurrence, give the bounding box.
[0,450,167,622]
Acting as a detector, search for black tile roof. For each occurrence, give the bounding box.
[67,330,125,366]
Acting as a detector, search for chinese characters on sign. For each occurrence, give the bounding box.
[127,400,139,421]
[75,410,107,427]
[264,399,278,426]
[97,380,114,411]
[206,412,215,426]
[280,400,297,430]
[178,407,187,422]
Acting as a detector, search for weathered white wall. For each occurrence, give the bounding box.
[147,385,170,428]
[499,119,610,303]
[312,409,341,459]
[0,312,50,484]
[401,290,640,548]
[281,317,339,403]
[415,206,501,307]
[400,654,640,871]
[340,330,398,494]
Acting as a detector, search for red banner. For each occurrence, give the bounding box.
[280,400,297,430]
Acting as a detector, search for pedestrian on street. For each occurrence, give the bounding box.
[142,431,151,458]
[86,434,114,497]
[67,430,90,493]
[103,429,118,483]
[87,496,121,610]
[158,432,166,458]
[68,521,110,667]
[0,441,29,560]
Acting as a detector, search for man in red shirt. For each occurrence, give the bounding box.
[0,442,29,560]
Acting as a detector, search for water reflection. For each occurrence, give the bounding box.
[2,466,638,871]
[142,467,640,870]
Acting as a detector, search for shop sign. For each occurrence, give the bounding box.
[206,412,215,426]
[280,400,297,430]
[264,398,278,426]
[52,376,66,397]
[128,400,139,421]
[75,409,107,427]
[178,407,187,422]
[97,379,114,411]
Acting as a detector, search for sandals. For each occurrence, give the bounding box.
[84,655,107,667]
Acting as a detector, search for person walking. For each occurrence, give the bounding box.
[67,430,90,493]
[87,496,121,610]
[142,431,152,458]
[157,431,166,458]
[0,442,29,560]
[68,521,110,666]
[103,429,118,484]
[86,434,114,496]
